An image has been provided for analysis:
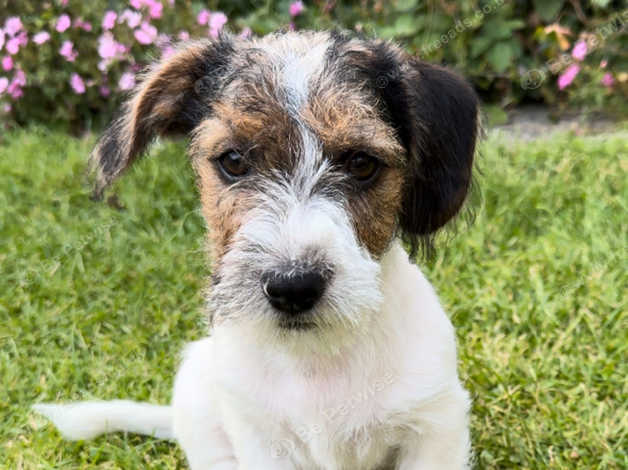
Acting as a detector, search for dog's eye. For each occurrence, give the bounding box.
[345,152,380,183]
[216,150,250,180]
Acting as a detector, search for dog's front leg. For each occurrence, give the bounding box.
[397,428,470,470]
[397,388,471,470]
[173,340,238,470]
[219,407,297,470]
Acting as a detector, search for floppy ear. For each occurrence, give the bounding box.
[90,37,234,198]
[345,37,479,254]
[396,60,479,250]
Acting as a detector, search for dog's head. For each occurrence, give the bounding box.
[92,31,478,348]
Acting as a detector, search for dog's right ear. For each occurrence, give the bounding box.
[90,37,234,199]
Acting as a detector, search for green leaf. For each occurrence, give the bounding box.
[533,0,565,22]
[394,0,419,12]
[377,26,399,40]
[504,20,526,30]
[482,18,525,40]
[471,36,494,58]
[392,15,420,36]
[487,42,515,73]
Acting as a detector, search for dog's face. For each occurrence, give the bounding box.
[91,32,478,347]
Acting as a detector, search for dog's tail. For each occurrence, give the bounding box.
[32,401,173,441]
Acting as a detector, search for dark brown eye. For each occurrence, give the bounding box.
[345,152,380,183]
[217,150,249,180]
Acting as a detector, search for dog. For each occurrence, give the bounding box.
[34,30,479,470]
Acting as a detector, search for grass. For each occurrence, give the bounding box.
[1,126,626,469]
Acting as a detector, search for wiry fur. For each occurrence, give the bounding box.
[34,30,480,470]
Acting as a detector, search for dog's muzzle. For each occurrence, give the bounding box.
[261,269,327,320]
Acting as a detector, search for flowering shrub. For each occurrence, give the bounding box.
[0,0,257,129]
[0,0,626,130]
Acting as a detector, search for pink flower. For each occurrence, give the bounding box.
[70,73,85,94]
[8,70,26,99]
[120,10,142,28]
[197,9,210,25]
[33,31,51,44]
[148,1,163,19]
[56,14,71,33]
[0,77,8,94]
[161,45,175,59]
[601,73,614,88]
[2,56,13,71]
[13,69,25,86]
[209,12,227,38]
[289,1,305,17]
[558,64,580,90]
[118,71,135,90]
[103,11,117,30]
[239,27,252,39]
[156,33,170,47]
[178,30,189,41]
[60,0,69,6]
[4,17,23,36]
[130,0,162,18]
[134,22,158,45]
[157,34,175,58]
[600,59,608,69]
[98,33,122,59]
[9,85,23,99]
[74,18,92,31]
[59,40,78,62]
[6,38,20,55]
[571,41,587,61]
[100,85,110,97]
[3,103,11,112]
[16,31,28,47]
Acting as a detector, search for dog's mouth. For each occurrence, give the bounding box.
[277,315,318,331]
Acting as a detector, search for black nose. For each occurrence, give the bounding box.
[262,270,326,315]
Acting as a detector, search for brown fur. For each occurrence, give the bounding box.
[92,31,478,261]
[191,119,252,261]
[191,64,406,258]
[347,168,405,256]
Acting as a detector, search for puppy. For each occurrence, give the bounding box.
[34,31,479,470]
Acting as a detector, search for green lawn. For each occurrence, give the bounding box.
[1,127,626,469]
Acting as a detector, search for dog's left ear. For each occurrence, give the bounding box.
[396,59,479,247]
[90,37,234,198]
[361,43,479,250]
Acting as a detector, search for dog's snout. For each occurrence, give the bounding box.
[262,270,326,315]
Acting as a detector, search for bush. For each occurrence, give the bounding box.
[0,0,626,131]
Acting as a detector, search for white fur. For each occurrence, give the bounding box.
[33,32,471,469]
[34,242,470,469]
[32,401,172,440]
[174,241,470,469]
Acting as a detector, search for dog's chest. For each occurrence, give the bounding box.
[275,417,402,470]
[257,372,405,469]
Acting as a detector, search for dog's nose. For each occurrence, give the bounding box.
[262,270,326,314]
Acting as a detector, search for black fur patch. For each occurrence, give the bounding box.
[172,36,235,133]
[331,38,479,255]
[397,61,478,252]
